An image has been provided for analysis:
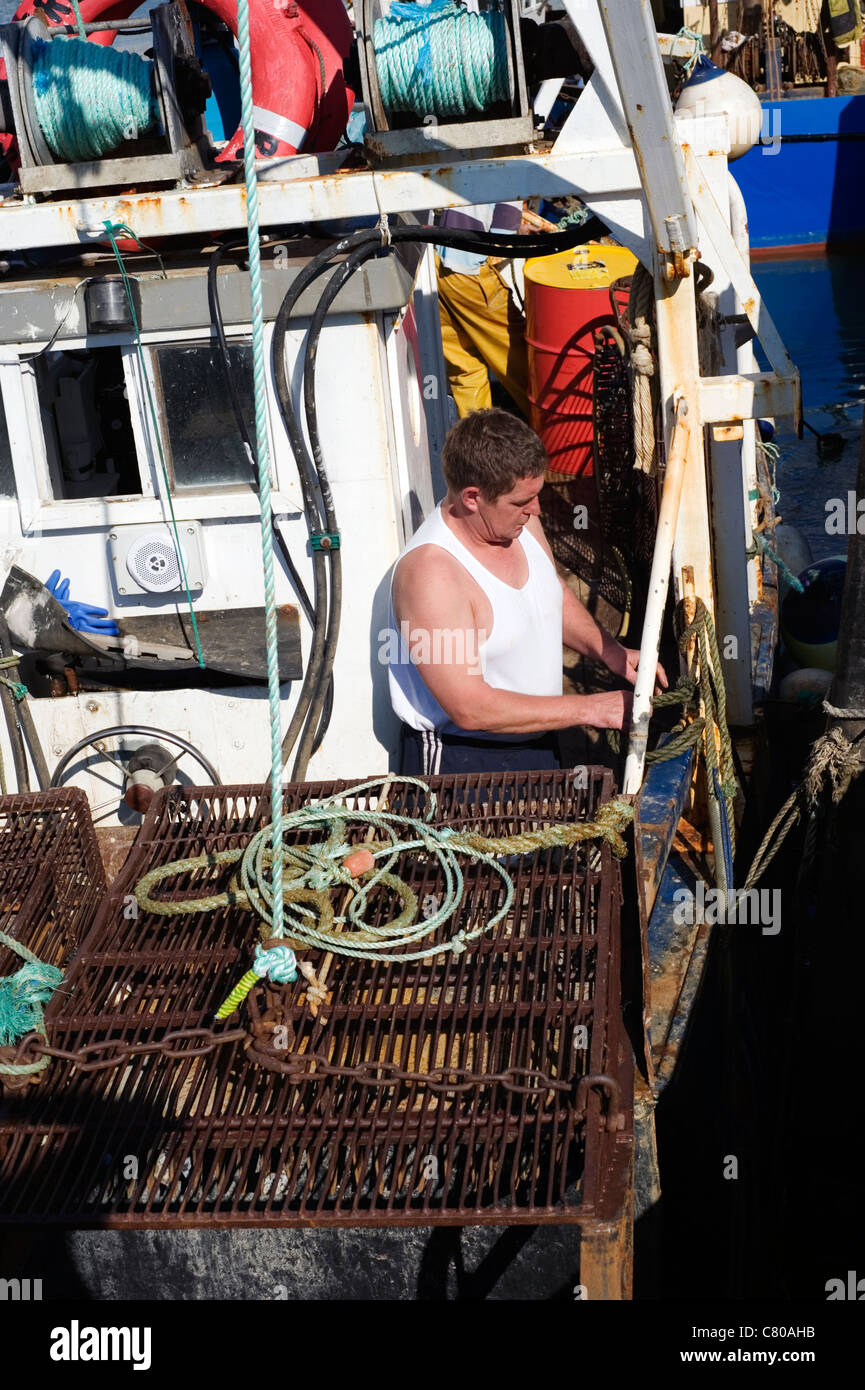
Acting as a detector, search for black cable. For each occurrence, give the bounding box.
[0,615,30,792]
[207,236,335,744]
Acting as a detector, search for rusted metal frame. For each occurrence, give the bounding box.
[1,773,631,1226]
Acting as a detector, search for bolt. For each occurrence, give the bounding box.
[86,700,99,713]
[109,532,117,541]
[119,586,127,594]
[53,745,63,757]
[187,527,194,535]
[232,739,243,749]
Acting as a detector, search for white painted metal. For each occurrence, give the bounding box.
[592,0,701,261]
[624,397,692,795]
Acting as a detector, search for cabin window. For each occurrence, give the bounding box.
[33,347,142,499]
[153,342,256,492]
[0,389,15,499]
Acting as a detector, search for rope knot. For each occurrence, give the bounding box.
[630,343,654,377]
[803,727,862,811]
[253,942,298,985]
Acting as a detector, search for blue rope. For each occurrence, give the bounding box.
[32,35,158,163]
[236,0,284,939]
[374,0,509,118]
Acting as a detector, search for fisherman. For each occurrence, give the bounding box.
[388,408,666,775]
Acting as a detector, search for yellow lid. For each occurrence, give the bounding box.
[524,243,638,290]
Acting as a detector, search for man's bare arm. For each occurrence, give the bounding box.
[392,546,631,732]
[526,516,667,691]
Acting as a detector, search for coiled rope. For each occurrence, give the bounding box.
[374,0,509,117]
[133,777,634,1012]
[31,35,158,163]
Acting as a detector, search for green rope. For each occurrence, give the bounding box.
[0,655,27,703]
[0,931,63,1077]
[643,602,738,841]
[68,0,87,41]
[32,36,158,163]
[101,221,205,670]
[134,778,634,988]
[236,0,285,938]
[676,25,705,76]
[374,1,509,118]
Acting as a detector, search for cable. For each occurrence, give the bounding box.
[207,236,334,753]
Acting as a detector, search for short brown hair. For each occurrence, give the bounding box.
[441,409,547,501]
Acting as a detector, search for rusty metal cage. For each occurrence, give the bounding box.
[0,788,106,984]
[0,771,632,1232]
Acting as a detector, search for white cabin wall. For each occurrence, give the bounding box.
[0,299,438,800]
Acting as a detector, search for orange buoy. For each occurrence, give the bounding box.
[524,244,637,478]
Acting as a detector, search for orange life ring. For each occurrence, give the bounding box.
[6,0,354,162]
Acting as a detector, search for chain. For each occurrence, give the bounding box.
[243,1040,575,1095]
[8,1026,248,1075]
[9,1025,578,1098]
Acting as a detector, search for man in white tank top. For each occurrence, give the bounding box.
[387,409,666,775]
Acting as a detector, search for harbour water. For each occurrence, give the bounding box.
[754,252,865,561]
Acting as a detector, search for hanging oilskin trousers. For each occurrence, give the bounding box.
[436,257,530,418]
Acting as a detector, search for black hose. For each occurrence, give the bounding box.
[207,236,335,748]
[0,616,30,792]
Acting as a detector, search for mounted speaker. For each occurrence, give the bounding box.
[108,522,207,598]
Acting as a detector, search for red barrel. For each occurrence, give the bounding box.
[525,244,637,477]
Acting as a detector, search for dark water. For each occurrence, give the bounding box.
[753,253,865,561]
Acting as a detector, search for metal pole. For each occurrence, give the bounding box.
[709,0,721,57]
[764,0,783,99]
[623,394,691,794]
[826,414,865,744]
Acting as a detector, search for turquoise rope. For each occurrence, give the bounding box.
[374,1,509,118]
[68,0,87,41]
[32,36,158,163]
[236,0,284,939]
[101,221,206,668]
[0,930,63,1075]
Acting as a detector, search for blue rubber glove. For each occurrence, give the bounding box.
[45,570,120,636]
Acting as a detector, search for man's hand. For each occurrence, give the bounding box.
[607,644,668,695]
[578,690,633,731]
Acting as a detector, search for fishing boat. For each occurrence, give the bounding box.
[0,0,808,1301]
[676,1,865,252]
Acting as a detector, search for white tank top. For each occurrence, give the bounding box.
[387,504,563,737]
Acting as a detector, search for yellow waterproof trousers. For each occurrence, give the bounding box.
[436,256,530,419]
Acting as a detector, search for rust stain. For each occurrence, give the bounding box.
[743,296,756,315]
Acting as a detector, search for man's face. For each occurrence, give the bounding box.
[465,473,545,544]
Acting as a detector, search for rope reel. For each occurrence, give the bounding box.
[373,0,511,119]
[358,0,530,151]
[3,15,160,166]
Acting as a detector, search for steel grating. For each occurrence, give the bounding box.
[0,771,633,1229]
[0,788,106,991]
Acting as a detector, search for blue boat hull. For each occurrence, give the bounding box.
[732,94,865,252]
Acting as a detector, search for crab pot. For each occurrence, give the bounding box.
[0,789,106,1084]
[0,771,632,1296]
